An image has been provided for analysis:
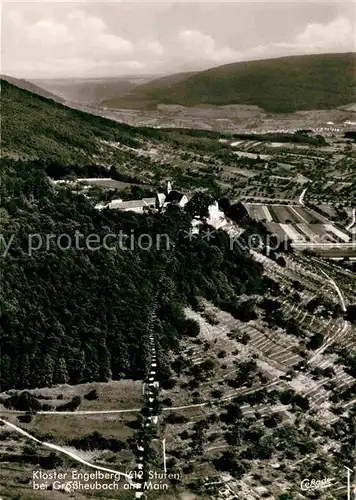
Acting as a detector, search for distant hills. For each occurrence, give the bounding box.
[31,76,151,105]
[104,53,356,113]
[1,75,64,104]
[5,53,354,114]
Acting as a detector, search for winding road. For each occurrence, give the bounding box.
[298,187,308,205]
[0,418,138,487]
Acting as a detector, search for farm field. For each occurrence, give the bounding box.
[244,204,330,225]
[244,202,355,257]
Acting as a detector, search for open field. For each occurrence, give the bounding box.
[2,380,143,411]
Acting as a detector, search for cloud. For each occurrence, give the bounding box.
[68,10,106,32]
[143,41,165,57]
[249,17,354,59]
[2,3,353,79]
[2,8,137,77]
[31,19,70,44]
[65,10,134,58]
[178,30,242,63]
[295,17,354,51]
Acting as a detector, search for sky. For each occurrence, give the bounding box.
[1,0,355,79]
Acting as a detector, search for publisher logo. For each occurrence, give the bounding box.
[300,477,333,491]
[300,467,355,499]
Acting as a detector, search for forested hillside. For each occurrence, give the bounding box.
[1,78,159,165]
[105,53,356,112]
[0,158,265,390]
[104,70,198,109]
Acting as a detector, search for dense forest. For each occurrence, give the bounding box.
[0,158,265,390]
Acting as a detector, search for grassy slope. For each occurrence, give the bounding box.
[106,53,356,113]
[1,75,65,104]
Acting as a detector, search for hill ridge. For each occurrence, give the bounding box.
[104,52,356,113]
[1,74,65,104]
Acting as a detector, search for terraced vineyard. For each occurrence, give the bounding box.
[156,248,355,499]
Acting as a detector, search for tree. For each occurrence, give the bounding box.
[276,256,286,267]
[4,391,42,413]
[285,318,302,337]
[35,354,55,387]
[264,414,283,428]
[292,280,302,290]
[346,305,356,323]
[161,378,176,390]
[67,350,85,385]
[260,298,281,314]
[227,202,250,223]
[19,354,31,389]
[279,390,295,406]
[17,413,33,423]
[40,452,63,469]
[98,340,112,381]
[218,198,230,213]
[84,389,99,400]
[70,395,82,409]
[57,395,81,412]
[244,438,274,460]
[184,318,200,337]
[307,333,324,350]
[213,450,249,478]
[306,298,321,313]
[54,357,69,385]
[293,394,309,410]
[83,348,100,382]
[200,359,216,372]
[185,191,214,219]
